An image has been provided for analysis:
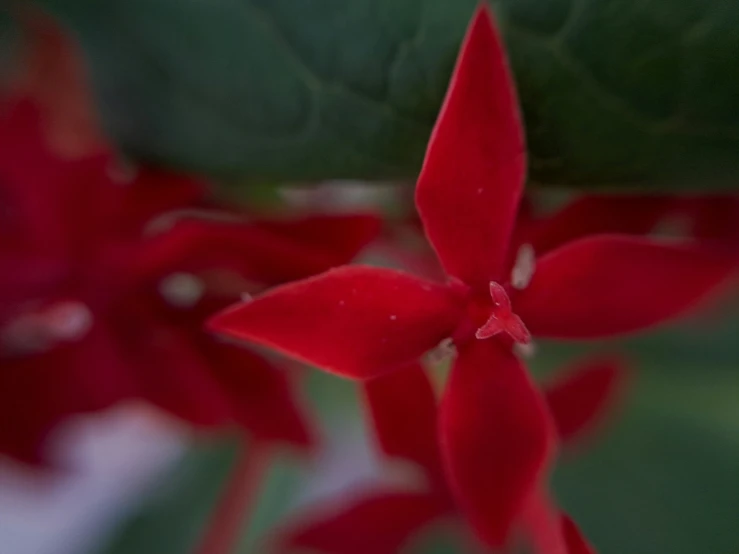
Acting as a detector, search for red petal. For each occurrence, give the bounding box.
[524,195,670,256]
[440,340,553,547]
[519,492,568,554]
[0,100,69,249]
[544,356,626,445]
[64,321,139,411]
[415,5,525,290]
[12,8,104,158]
[679,195,739,249]
[119,170,207,233]
[516,235,736,339]
[362,363,445,488]
[273,490,446,554]
[119,305,232,427]
[209,266,463,379]
[134,213,381,288]
[561,514,596,554]
[0,318,139,464]
[207,341,315,449]
[0,349,91,464]
[256,213,383,278]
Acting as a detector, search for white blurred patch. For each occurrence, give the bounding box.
[0,406,186,554]
[279,181,397,212]
[513,341,537,360]
[1,301,93,356]
[510,243,536,290]
[159,272,205,308]
[45,302,93,342]
[289,416,425,512]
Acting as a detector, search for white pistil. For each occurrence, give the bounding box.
[427,337,457,365]
[159,272,205,308]
[513,341,537,359]
[511,243,536,290]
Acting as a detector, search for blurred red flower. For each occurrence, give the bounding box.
[7,6,104,158]
[210,5,734,548]
[0,98,381,464]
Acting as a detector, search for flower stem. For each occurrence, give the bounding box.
[195,443,271,554]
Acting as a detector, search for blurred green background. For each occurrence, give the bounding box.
[8,0,739,190]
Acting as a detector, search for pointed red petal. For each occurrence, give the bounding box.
[516,235,736,339]
[362,363,445,487]
[441,340,553,547]
[561,514,596,554]
[274,491,446,554]
[524,195,670,256]
[544,356,626,445]
[209,266,463,379]
[415,5,525,290]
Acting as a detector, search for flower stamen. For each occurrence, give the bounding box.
[475,282,531,344]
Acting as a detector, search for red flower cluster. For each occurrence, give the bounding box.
[210,5,735,551]
[0,98,381,464]
[1,4,737,554]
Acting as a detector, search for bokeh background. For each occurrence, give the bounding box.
[1,2,738,554]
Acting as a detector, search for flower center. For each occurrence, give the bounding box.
[475,282,530,344]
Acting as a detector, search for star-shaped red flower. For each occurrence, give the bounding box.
[0,98,381,464]
[209,4,733,547]
[270,355,621,554]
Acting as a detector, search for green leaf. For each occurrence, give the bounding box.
[37,0,739,190]
[554,369,739,554]
[0,6,19,83]
[97,437,239,554]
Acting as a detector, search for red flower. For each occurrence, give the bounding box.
[270,356,621,553]
[0,99,381,463]
[210,5,733,546]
